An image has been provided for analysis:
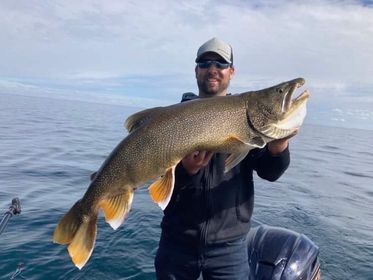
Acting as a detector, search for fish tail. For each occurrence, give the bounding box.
[53,200,98,270]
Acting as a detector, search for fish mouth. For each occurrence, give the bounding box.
[245,78,310,140]
[256,78,310,139]
[274,79,310,135]
[282,78,309,113]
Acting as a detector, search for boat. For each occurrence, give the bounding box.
[1,198,320,279]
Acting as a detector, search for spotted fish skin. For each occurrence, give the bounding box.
[53,78,309,269]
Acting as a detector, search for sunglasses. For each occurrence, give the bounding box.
[197,60,231,69]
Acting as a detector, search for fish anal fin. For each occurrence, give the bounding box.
[125,107,163,133]
[148,166,176,210]
[99,190,134,230]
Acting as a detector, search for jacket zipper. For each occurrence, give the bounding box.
[200,157,213,247]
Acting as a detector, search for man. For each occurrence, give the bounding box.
[155,37,293,279]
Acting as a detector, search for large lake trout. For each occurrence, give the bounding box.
[53,78,310,269]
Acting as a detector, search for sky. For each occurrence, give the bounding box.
[0,0,372,129]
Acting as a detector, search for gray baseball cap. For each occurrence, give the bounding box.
[195,37,233,64]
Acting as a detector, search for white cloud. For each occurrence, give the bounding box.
[0,0,372,105]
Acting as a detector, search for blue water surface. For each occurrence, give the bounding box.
[0,93,372,279]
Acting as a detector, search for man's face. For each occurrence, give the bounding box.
[195,53,235,97]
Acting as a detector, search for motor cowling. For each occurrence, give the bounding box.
[247,225,320,280]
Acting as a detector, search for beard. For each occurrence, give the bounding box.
[197,76,230,96]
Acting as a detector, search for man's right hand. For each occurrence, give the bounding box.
[181,151,214,176]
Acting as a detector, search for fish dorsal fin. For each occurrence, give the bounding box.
[148,166,176,210]
[99,189,134,230]
[90,171,97,181]
[224,135,266,172]
[125,107,163,133]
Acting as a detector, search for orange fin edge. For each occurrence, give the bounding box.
[148,166,176,210]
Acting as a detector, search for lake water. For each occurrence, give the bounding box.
[0,93,372,279]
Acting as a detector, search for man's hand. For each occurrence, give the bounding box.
[181,151,214,176]
[267,130,298,155]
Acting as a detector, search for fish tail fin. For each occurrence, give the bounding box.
[53,200,98,270]
[99,188,134,230]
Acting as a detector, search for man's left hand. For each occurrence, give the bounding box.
[267,130,298,155]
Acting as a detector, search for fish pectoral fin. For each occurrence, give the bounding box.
[226,135,265,149]
[124,107,163,133]
[247,136,266,148]
[99,190,134,230]
[223,135,265,172]
[224,150,250,173]
[148,166,176,210]
[53,200,98,270]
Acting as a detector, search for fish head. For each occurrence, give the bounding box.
[244,78,310,140]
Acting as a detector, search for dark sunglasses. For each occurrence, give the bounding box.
[197,60,231,69]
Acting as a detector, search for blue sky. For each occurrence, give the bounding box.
[1,0,372,129]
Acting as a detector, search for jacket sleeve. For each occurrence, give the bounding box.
[249,145,290,182]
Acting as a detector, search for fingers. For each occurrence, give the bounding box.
[192,151,214,166]
[267,129,299,155]
[283,129,298,140]
[181,151,214,175]
[201,151,214,166]
[272,129,299,143]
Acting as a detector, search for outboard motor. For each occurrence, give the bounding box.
[247,225,320,280]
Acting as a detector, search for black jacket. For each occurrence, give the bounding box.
[159,93,290,248]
